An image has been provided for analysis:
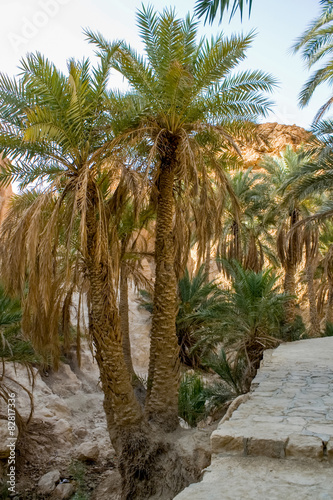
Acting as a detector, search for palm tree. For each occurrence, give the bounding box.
[302,222,321,335]
[217,167,277,274]
[0,53,145,454]
[293,0,333,122]
[195,0,253,23]
[282,121,333,330]
[317,220,333,324]
[260,146,314,322]
[87,5,275,430]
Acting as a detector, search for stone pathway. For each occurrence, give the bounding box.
[175,337,333,499]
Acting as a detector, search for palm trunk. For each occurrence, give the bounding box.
[305,262,320,336]
[85,185,144,442]
[326,280,333,324]
[284,262,297,323]
[120,264,136,378]
[145,135,180,431]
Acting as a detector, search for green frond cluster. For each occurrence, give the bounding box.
[293,1,333,121]
[195,0,253,24]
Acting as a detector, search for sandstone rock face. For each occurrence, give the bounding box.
[240,122,313,168]
[46,363,82,397]
[128,282,151,377]
[37,469,60,495]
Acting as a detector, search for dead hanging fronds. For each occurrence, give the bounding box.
[0,184,91,368]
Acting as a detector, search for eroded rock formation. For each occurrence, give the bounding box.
[240,122,313,167]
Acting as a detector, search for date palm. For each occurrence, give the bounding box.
[260,146,313,322]
[0,53,145,451]
[217,167,277,275]
[87,5,275,430]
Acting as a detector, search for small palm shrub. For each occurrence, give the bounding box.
[195,261,292,380]
[178,352,243,426]
[178,372,208,427]
[279,315,306,342]
[203,348,247,396]
[176,266,225,367]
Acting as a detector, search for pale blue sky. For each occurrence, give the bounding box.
[0,0,327,129]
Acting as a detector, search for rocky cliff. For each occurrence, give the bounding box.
[240,122,313,167]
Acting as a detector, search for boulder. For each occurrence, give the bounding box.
[38,469,60,495]
[76,442,99,462]
[52,418,73,443]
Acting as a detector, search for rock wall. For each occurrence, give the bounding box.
[240,122,313,167]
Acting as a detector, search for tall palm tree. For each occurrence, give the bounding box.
[260,146,313,322]
[0,53,145,450]
[293,0,333,122]
[217,167,277,274]
[195,0,253,24]
[87,5,275,430]
[283,120,333,329]
[302,222,321,335]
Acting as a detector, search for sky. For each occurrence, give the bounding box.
[0,0,328,130]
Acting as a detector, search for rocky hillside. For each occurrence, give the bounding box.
[240,122,313,167]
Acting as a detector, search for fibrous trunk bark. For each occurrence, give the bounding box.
[145,134,180,431]
[284,262,297,323]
